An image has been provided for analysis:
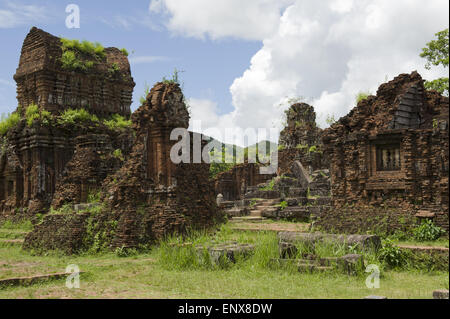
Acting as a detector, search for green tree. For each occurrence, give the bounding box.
[420,28,449,96]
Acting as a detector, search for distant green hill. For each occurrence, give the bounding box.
[202,136,278,178]
[203,136,277,162]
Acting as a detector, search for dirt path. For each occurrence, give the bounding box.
[230,222,310,232]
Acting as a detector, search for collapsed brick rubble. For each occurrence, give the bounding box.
[317,71,449,234]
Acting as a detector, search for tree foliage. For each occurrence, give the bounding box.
[420,28,449,96]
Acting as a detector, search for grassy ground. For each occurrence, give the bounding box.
[395,239,449,248]
[0,221,448,299]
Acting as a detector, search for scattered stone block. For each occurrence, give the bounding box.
[0,272,84,289]
[278,232,381,252]
[337,254,364,275]
[197,243,255,264]
[433,290,449,299]
[364,296,387,299]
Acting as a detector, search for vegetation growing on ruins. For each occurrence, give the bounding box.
[279,201,288,210]
[413,219,446,242]
[420,28,449,96]
[120,48,129,56]
[87,190,101,204]
[325,114,337,126]
[112,149,124,161]
[162,68,184,85]
[25,104,53,127]
[108,62,120,75]
[0,112,20,136]
[260,178,276,191]
[102,114,132,131]
[378,239,409,268]
[356,91,371,103]
[139,82,151,104]
[60,38,106,72]
[57,108,99,125]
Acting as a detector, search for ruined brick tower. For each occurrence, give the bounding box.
[99,82,223,248]
[277,103,328,175]
[14,27,135,117]
[0,27,135,217]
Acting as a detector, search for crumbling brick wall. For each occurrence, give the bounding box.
[100,82,224,248]
[278,103,328,176]
[214,163,275,201]
[51,132,132,208]
[23,213,90,254]
[318,72,449,234]
[24,82,224,252]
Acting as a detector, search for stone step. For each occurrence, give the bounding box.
[0,272,85,288]
[249,210,263,217]
[270,257,348,273]
[252,199,281,205]
[307,197,331,206]
[230,216,267,222]
[254,205,279,210]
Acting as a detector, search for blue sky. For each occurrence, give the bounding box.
[0,0,261,117]
[1,0,449,145]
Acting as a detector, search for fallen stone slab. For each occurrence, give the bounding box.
[433,290,449,299]
[263,207,310,222]
[337,254,364,275]
[364,296,387,299]
[278,232,381,252]
[225,206,249,218]
[0,272,84,289]
[197,243,255,264]
[268,258,333,273]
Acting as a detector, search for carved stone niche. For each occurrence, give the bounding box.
[369,134,404,176]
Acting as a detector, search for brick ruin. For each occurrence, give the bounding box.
[0,27,135,217]
[23,82,223,253]
[14,27,134,118]
[0,27,222,253]
[278,103,328,176]
[216,103,331,222]
[214,163,275,201]
[2,28,449,253]
[217,73,448,236]
[317,71,449,234]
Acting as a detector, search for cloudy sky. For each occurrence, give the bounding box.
[0,0,448,145]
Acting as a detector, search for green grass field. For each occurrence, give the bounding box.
[0,221,448,299]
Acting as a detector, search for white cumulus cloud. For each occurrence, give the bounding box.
[152,0,449,145]
[149,0,294,41]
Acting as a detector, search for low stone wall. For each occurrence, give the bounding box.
[315,204,448,235]
[399,246,449,271]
